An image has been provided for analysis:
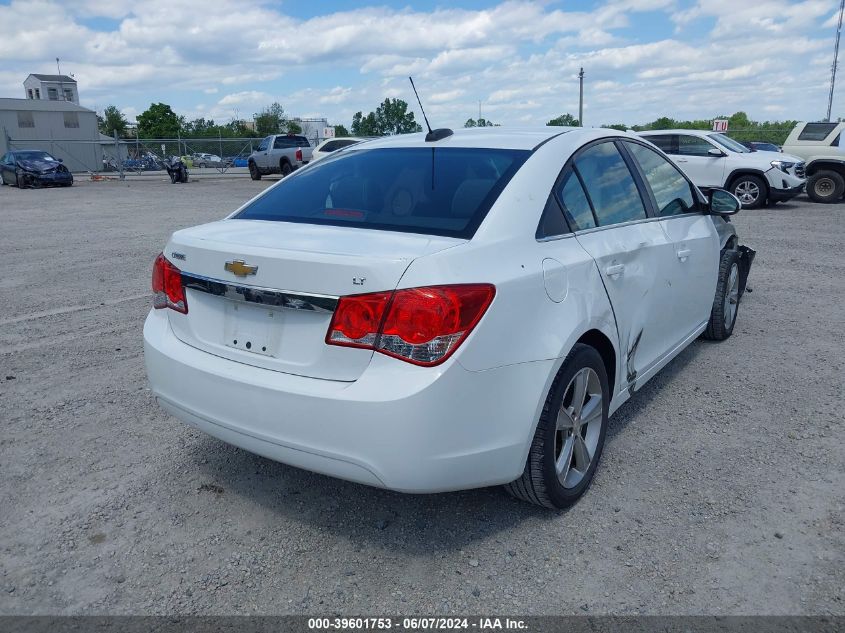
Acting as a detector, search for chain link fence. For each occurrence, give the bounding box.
[6,135,266,175]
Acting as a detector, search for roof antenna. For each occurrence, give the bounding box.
[409,76,453,142]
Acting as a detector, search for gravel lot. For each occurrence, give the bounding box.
[1,176,843,615]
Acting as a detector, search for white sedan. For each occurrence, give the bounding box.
[144,126,754,508]
[310,136,368,162]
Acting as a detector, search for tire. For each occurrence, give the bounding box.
[730,174,767,209]
[249,161,261,180]
[806,170,845,203]
[280,160,292,177]
[702,249,741,341]
[15,172,26,188]
[505,344,610,509]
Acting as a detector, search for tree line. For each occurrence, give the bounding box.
[546,111,799,145]
[99,101,800,146]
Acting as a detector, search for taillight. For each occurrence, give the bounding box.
[295,148,303,161]
[151,253,188,314]
[326,284,495,366]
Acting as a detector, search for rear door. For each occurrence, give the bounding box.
[568,140,676,388]
[674,134,726,187]
[622,140,719,346]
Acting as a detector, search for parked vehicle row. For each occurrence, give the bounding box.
[144,126,754,509]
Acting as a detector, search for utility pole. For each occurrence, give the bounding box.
[827,0,845,122]
[56,57,64,101]
[578,67,585,127]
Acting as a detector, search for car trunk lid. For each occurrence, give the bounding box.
[164,219,463,381]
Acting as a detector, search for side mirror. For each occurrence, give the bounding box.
[57,158,63,162]
[707,148,725,157]
[708,189,741,215]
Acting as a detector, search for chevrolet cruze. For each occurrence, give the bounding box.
[144,127,754,508]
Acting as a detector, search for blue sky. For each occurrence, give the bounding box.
[0,0,839,129]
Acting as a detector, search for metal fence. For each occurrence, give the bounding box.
[5,135,266,175]
[99,136,265,175]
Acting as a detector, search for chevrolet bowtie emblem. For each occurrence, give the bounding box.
[224,260,258,277]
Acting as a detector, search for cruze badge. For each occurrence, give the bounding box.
[225,260,258,277]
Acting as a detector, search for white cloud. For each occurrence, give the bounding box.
[218,91,271,106]
[0,0,838,129]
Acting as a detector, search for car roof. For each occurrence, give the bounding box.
[345,126,640,151]
[640,129,719,136]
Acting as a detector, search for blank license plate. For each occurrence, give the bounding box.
[223,301,282,356]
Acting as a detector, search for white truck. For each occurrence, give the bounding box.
[781,122,845,203]
[248,134,312,180]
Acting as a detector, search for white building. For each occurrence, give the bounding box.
[23,74,79,105]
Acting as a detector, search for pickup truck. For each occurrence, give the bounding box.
[781,121,845,203]
[248,134,312,180]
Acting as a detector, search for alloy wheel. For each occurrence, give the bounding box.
[554,367,604,489]
[735,180,760,205]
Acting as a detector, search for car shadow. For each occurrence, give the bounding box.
[181,340,705,553]
[186,436,552,554]
[605,339,702,441]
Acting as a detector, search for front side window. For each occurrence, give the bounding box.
[257,137,270,152]
[708,133,749,153]
[555,169,595,230]
[321,141,339,152]
[626,142,698,217]
[573,142,647,227]
[798,123,838,141]
[677,135,716,157]
[236,147,529,238]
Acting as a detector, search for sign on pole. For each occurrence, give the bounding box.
[323,127,336,139]
[712,119,729,132]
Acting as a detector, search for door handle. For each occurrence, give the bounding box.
[605,264,625,277]
[676,248,692,260]
[675,158,688,163]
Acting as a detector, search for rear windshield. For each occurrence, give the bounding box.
[236,147,530,238]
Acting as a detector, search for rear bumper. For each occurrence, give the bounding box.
[143,309,552,492]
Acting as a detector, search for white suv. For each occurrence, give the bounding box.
[640,129,806,209]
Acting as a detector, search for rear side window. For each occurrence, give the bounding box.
[556,169,595,230]
[625,142,698,217]
[236,147,530,238]
[798,123,838,141]
[573,142,647,226]
[321,140,340,152]
[274,137,294,149]
[645,135,676,154]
